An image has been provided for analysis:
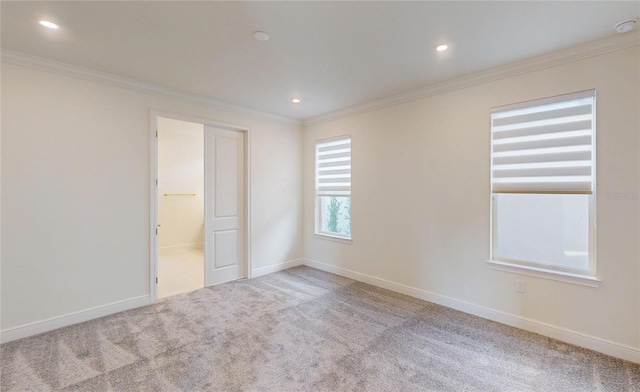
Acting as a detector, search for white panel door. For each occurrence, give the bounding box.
[204,127,245,286]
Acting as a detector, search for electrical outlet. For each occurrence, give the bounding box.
[516,280,525,293]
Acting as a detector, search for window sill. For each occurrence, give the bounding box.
[487,260,601,288]
[314,233,352,244]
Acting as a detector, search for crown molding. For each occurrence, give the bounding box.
[303,31,640,127]
[4,30,638,129]
[1,49,301,127]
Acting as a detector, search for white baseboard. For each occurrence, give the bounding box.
[251,258,304,278]
[0,257,302,343]
[303,258,640,364]
[1,295,150,344]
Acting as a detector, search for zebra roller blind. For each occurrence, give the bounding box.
[316,136,351,197]
[491,90,595,194]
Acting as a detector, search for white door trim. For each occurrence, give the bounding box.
[149,110,252,304]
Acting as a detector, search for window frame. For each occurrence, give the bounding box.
[314,135,352,243]
[487,90,600,287]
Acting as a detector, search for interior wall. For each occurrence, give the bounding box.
[157,118,204,248]
[1,62,303,331]
[303,46,640,351]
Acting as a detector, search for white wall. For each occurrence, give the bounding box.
[2,43,637,361]
[304,47,639,354]
[1,62,303,331]
[157,118,204,248]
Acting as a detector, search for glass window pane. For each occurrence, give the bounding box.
[494,194,589,272]
[320,196,351,237]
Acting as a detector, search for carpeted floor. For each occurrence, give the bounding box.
[1,266,639,391]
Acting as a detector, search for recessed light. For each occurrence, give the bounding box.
[291,98,301,104]
[435,43,448,52]
[253,31,270,41]
[39,20,59,29]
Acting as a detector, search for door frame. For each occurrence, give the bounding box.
[149,110,252,303]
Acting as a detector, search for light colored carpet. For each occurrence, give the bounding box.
[157,246,204,299]
[1,266,638,391]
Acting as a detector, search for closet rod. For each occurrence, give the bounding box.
[163,193,196,196]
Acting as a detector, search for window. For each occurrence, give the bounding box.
[315,136,351,240]
[489,90,597,282]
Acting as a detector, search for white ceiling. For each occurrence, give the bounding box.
[2,1,638,121]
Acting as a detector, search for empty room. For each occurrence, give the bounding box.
[1,1,639,391]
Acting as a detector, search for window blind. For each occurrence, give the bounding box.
[316,136,351,197]
[491,90,595,194]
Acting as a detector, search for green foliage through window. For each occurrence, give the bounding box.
[345,197,351,235]
[326,197,342,233]
[320,196,351,237]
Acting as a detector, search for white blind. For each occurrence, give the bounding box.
[491,90,595,194]
[316,136,351,197]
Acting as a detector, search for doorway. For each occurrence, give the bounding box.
[151,112,250,302]
[157,117,205,298]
